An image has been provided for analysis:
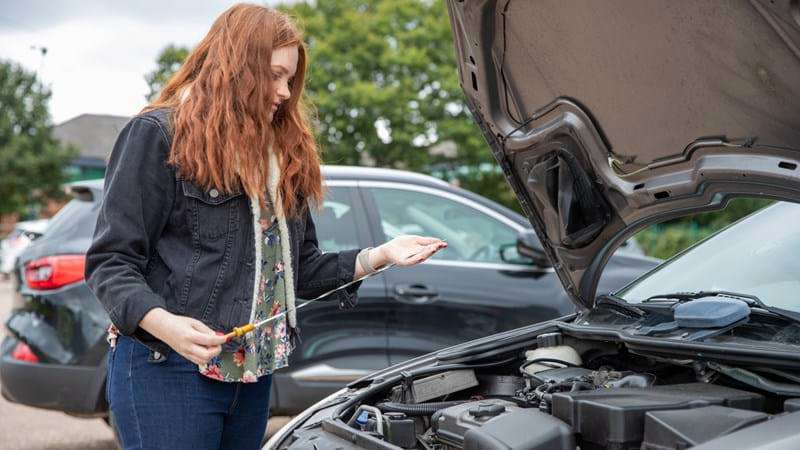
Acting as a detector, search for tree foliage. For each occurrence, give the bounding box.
[145,44,190,102]
[280,1,483,166]
[0,60,75,216]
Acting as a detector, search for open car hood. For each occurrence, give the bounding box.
[446,0,800,309]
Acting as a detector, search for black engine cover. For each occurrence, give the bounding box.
[642,405,767,450]
[551,383,764,450]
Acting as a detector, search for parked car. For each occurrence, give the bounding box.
[265,1,800,449]
[0,219,49,278]
[269,203,800,450]
[0,167,655,428]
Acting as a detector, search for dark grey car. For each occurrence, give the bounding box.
[0,165,655,425]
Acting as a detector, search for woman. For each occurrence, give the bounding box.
[85,4,446,449]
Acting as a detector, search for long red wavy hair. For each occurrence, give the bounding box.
[144,3,322,217]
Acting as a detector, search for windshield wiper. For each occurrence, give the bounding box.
[641,290,800,325]
[595,294,646,318]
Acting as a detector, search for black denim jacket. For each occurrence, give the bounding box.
[85,109,362,355]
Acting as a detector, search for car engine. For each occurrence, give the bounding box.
[283,332,800,450]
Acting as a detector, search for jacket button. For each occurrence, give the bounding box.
[209,189,220,198]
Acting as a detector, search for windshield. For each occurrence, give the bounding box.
[43,198,98,241]
[618,202,800,313]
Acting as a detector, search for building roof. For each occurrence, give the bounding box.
[53,114,131,161]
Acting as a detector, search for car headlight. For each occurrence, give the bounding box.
[263,387,350,449]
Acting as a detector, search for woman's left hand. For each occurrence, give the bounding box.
[376,235,447,267]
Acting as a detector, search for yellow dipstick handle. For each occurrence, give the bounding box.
[223,323,255,342]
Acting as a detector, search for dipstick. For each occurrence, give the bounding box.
[223,243,445,342]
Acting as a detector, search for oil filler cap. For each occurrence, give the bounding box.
[468,402,506,418]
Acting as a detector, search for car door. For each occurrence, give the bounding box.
[360,182,570,366]
[272,183,390,414]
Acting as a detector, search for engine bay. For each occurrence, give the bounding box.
[283,332,800,450]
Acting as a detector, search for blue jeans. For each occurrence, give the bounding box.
[107,336,272,450]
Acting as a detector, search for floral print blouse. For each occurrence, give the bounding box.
[198,201,293,383]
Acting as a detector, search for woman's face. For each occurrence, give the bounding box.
[269,45,298,122]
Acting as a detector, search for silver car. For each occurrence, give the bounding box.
[267,1,800,449]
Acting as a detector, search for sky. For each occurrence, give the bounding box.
[0,0,283,124]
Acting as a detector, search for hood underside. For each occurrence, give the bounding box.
[446,0,800,309]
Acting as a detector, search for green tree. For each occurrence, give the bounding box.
[284,0,513,207]
[0,60,76,216]
[282,1,483,166]
[144,1,514,209]
[145,44,190,102]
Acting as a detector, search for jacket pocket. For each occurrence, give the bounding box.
[180,179,242,205]
[180,179,243,240]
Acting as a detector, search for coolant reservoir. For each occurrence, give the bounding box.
[522,332,582,375]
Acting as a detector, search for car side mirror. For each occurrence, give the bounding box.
[516,229,551,267]
[499,243,532,265]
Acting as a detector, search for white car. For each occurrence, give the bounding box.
[1,219,49,276]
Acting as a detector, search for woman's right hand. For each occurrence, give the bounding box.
[139,308,227,366]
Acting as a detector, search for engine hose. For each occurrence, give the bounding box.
[376,400,468,416]
[570,381,594,391]
[544,381,579,393]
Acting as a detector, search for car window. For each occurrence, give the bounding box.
[370,187,517,263]
[42,198,97,241]
[309,187,361,253]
